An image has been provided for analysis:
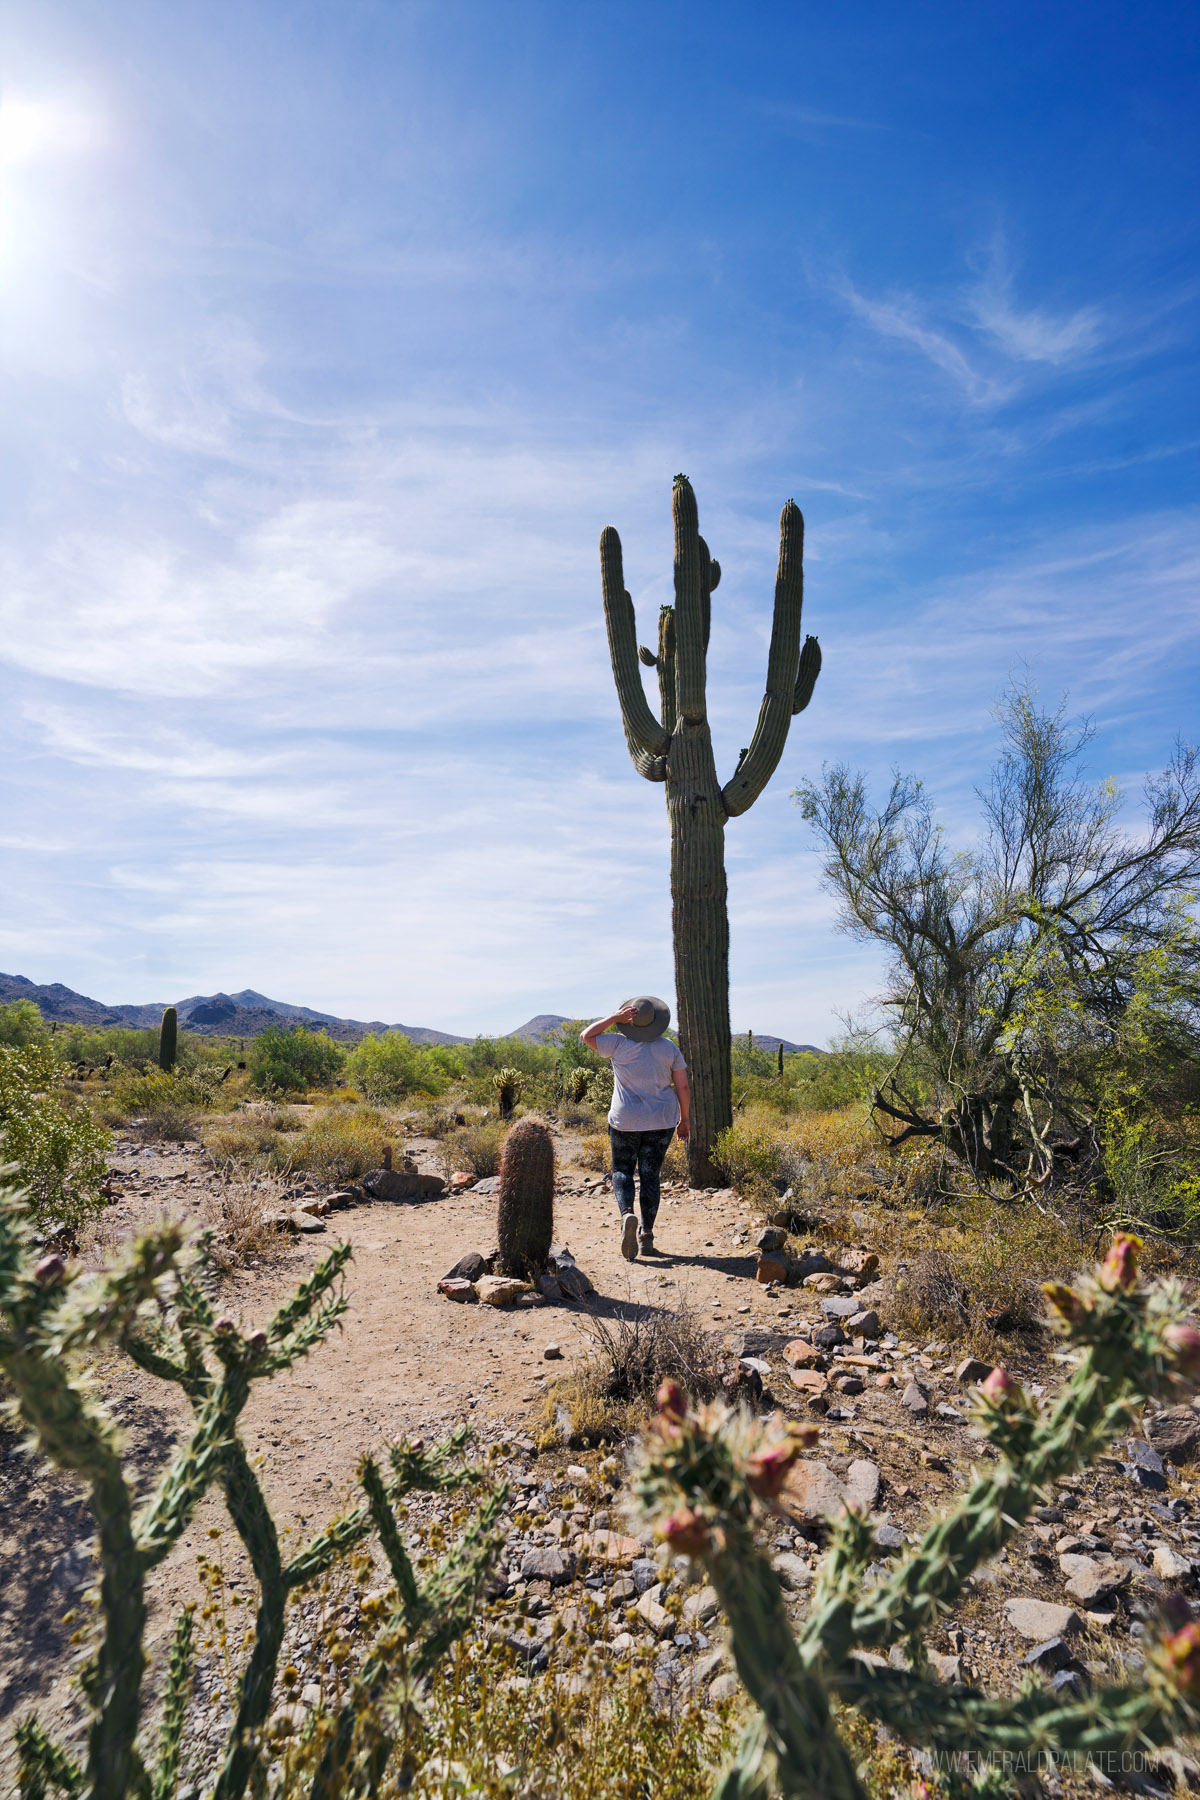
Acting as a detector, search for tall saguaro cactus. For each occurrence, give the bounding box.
[600,475,821,1183]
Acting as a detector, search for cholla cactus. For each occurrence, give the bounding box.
[492,1066,525,1118]
[563,1067,592,1105]
[629,1234,1200,1799]
[0,1187,506,1800]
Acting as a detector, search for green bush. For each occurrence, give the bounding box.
[0,1045,110,1227]
[343,1030,453,1101]
[439,1119,508,1176]
[248,1025,344,1093]
[0,999,49,1048]
[270,1106,394,1181]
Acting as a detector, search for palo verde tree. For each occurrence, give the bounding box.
[600,475,821,1183]
[797,683,1200,1197]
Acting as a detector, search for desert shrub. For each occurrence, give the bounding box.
[439,1120,507,1177]
[0,1044,111,1228]
[343,1030,453,1101]
[201,1105,303,1167]
[249,1025,344,1094]
[201,1168,290,1272]
[53,1022,212,1072]
[575,1131,611,1173]
[713,1107,784,1188]
[547,1299,719,1445]
[875,1193,1093,1352]
[0,998,49,1047]
[270,1106,394,1182]
[662,1135,689,1182]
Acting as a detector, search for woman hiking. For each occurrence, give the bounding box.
[581,997,689,1260]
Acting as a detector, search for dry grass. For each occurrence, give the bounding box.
[438,1120,508,1177]
[271,1106,396,1183]
[544,1297,720,1446]
[202,1106,305,1167]
[199,1167,290,1274]
[575,1132,611,1174]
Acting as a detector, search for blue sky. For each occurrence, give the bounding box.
[1,1,1197,1039]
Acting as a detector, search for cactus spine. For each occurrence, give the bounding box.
[158,1006,177,1072]
[496,1118,555,1277]
[601,476,820,1183]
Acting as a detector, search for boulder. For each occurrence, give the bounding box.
[846,1310,880,1339]
[791,1252,836,1280]
[443,1251,489,1283]
[579,1529,643,1565]
[900,1381,929,1416]
[783,1341,826,1369]
[1023,1636,1076,1673]
[820,1296,861,1319]
[635,1589,673,1637]
[733,1330,792,1358]
[448,1171,476,1190]
[834,1247,879,1279]
[554,1262,594,1299]
[324,1189,358,1210]
[475,1276,526,1308]
[519,1546,574,1586]
[956,1356,995,1386]
[537,1272,563,1301]
[1153,1544,1192,1581]
[1059,1556,1129,1606]
[772,1552,813,1590]
[844,1459,882,1511]
[1146,1407,1200,1466]
[804,1273,845,1294]
[756,1226,787,1253]
[781,1460,850,1525]
[789,1368,829,1399]
[294,1214,326,1234]
[1004,1598,1082,1642]
[437,1277,477,1303]
[1123,1439,1168,1491]
[813,1324,846,1351]
[756,1253,788,1286]
[361,1166,443,1202]
[296,1195,331,1217]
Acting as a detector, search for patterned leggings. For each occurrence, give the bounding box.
[609,1127,675,1232]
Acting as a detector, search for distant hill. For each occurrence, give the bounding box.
[0,975,820,1052]
[508,1014,573,1043]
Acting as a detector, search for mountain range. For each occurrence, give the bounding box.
[0,973,821,1053]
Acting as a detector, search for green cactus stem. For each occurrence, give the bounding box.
[158,1007,178,1073]
[600,477,819,1182]
[496,1118,555,1277]
[629,1237,1200,1798]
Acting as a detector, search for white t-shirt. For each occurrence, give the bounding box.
[591,1031,686,1132]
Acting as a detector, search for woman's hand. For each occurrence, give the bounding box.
[675,1118,690,1140]
[614,1003,639,1025]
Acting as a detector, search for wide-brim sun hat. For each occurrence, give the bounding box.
[616,995,671,1042]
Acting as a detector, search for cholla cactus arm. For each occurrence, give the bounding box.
[840,1260,1191,1655]
[282,1503,372,1589]
[386,1422,483,1492]
[15,1719,82,1800]
[410,1479,508,1679]
[721,501,809,819]
[263,1243,352,1351]
[149,1606,194,1800]
[834,1660,1195,1763]
[134,1386,238,1567]
[360,1454,419,1611]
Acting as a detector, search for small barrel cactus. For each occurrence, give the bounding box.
[159,1005,178,1072]
[496,1119,555,1277]
[492,1066,525,1118]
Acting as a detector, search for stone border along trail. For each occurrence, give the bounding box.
[4,1130,1200,1790]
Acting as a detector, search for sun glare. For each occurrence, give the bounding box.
[0,94,103,167]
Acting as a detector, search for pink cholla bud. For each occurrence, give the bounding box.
[746,1442,800,1499]
[1098,1232,1143,1293]
[1166,1323,1200,1378]
[1041,1281,1092,1325]
[1164,1620,1200,1697]
[656,1379,688,1426]
[246,1329,267,1353]
[34,1254,66,1285]
[980,1367,1016,1404]
[213,1316,236,1334]
[659,1507,711,1557]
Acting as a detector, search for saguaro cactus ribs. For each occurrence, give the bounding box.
[600,476,820,1182]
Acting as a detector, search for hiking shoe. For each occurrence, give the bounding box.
[638,1230,656,1255]
[620,1214,639,1261]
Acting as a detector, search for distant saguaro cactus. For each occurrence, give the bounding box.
[496,1118,555,1277]
[601,476,820,1183]
[158,1006,178,1072]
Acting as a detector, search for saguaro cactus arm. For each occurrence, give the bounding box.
[722,500,809,818]
[600,525,670,775]
[793,635,821,713]
[672,475,707,724]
